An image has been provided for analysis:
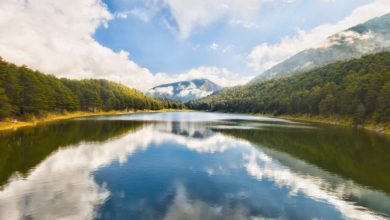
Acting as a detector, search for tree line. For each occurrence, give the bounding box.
[0,119,144,186]
[188,52,390,125]
[0,58,184,120]
[218,126,390,194]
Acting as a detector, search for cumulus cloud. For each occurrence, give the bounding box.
[0,0,247,91]
[112,0,274,39]
[247,0,390,73]
[2,0,388,92]
[163,0,268,40]
[0,0,162,91]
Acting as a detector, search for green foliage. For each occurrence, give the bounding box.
[377,81,390,122]
[0,120,145,187]
[189,52,390,124]
[0,86,12,118]
[218,123,390,194]
[0,58,185,120]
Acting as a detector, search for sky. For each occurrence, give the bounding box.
[0,0,390,91]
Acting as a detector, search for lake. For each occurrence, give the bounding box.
[0,112,389,220]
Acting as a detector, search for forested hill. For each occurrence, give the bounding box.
[0,58,184,120]
[188,52,390,125]
[250,13,390,83]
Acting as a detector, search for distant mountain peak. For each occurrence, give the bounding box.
[147,79,221,102]
[250,13,390,83]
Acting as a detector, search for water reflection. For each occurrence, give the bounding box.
[0,120,144,187]
[217,124,390,194]
[0,112,389,220]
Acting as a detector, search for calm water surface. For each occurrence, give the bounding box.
[0,112,389,220]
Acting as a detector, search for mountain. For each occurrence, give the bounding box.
[0,58,185,119]
[147,79,221,102]
[188,52,390,125]
[251,13,390,83]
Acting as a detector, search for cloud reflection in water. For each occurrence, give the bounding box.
[0,115,388,220]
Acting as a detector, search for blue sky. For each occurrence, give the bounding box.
[95,0,371,75]
[1,0,389,90]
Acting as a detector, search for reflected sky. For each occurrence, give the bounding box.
[0,112,389,220]
[86,112,291,123]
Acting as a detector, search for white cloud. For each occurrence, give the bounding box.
[209,43,219,50]
[3,0,388,92]
[0,0,164,91]
[149,86,175,96]
[247,0,390,73]
[116,7,155,23]
[163,0,269,40]
[176,86,214,99]
[155,66,251,87]
[115,12,129,19]
[0,0,249,92]
[209,43,235,53]
[323,30,375,48]
[129,8,152,22]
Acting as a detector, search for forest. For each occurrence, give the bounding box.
[188,52,390,125]
[2,52,390,126]
[0,58,184,120]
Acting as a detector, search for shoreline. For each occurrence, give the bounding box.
[195,110,390,136]
[0,109,184,132]
[262,114,390,136]
[2,110,388,136]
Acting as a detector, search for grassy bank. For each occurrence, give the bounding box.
[0,109,183,132]
[263,114,390,136]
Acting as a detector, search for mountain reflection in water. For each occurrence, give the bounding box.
[0,112,389,220]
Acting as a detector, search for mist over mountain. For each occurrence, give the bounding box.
[147,79,221,102]
[251,13,390,83]
[189,52,390,125]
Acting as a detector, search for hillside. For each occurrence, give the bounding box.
[251,13,390,83]
[147,79,221,102]
[0,58,184,120]
[188,52,390,125]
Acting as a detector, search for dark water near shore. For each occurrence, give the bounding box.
[0,112,389,220]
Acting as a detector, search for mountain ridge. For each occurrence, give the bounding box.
[250,13,390,83]
[189,52,390,126]
[147,79,221,102]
